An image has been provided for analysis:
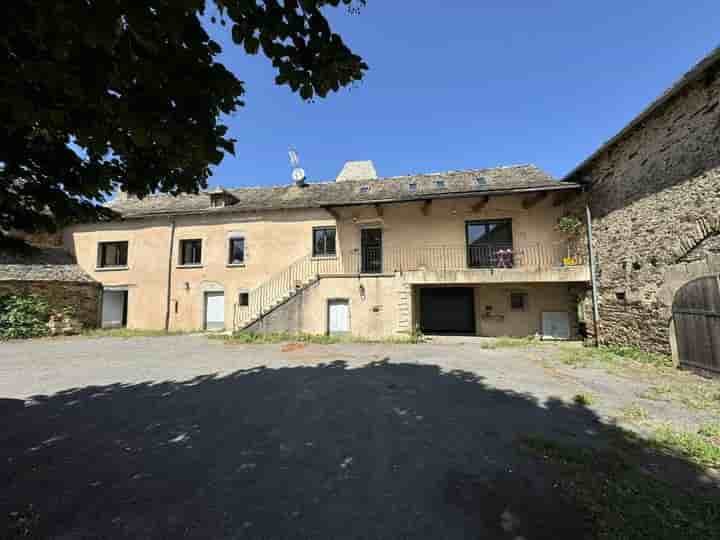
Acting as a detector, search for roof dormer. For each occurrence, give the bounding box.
[208,187,237,208]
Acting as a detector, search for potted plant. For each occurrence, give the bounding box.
[555,215,583,266]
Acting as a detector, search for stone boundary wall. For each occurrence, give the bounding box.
[0,281,102,330]
[576,61,720,354]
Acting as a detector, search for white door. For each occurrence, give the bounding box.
[205,292,225,330]
[542,311,570,340]
[102,290,126,328]
[328,299,350,334]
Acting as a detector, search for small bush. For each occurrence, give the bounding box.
[573,393,595,406]
[0,294,50,339]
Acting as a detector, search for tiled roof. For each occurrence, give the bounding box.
[0,245,96,282]
[108,164,577,218]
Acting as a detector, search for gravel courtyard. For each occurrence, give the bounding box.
[1,335,718,539]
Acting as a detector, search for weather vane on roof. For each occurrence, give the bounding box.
[288,146,306,184]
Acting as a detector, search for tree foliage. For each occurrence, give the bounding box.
[0,294,50,339]
[1,0,367,233]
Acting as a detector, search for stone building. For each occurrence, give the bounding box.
[565,47,720,357]
[0,240,101,332]
[65,164,589,338]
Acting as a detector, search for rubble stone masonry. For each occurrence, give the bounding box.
[574,60,720,354]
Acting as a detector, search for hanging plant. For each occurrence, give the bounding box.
[556,215,583,237]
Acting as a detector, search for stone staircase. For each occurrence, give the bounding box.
[233,253,321,331]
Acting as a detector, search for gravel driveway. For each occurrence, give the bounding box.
[0,336,717,539]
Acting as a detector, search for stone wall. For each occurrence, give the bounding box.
[574,59,720,354]
[0,280,102,330]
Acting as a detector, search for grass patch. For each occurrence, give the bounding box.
[478,336,537,349]
[650,424,720,468]
[215,331,420,345]
[521,435,720,540]
[558,345,672,369]
[619,403,650,422]
[83,328,196,338]
[637,384,673,401]
[573,393,595,406]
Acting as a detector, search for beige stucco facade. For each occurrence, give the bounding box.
[64,191,589,338]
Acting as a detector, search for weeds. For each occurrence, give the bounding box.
[521,435,720,540]
[573,393,595,406]
[217,331,420,345]
[84,328,196,338]
[620,403,650,422]
[478,336,537,349]
[650,424,720,468]
[558,345,671,369]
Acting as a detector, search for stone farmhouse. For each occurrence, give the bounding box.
[3,45,717,371]
[64,164,589,339]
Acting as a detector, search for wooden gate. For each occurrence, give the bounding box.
[672,275,720,375]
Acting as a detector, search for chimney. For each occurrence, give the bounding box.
[336,161,378,182]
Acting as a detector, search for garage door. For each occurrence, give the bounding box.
[420,287,475,334]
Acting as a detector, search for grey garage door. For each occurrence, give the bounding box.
[420,287,475,335]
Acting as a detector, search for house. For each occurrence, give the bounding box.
[565,46,720,373]
[0,238,101,332]
[63,163,590,338]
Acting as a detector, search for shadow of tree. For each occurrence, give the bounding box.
[1,359,717,539]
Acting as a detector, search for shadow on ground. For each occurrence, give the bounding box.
[1,359,718,539]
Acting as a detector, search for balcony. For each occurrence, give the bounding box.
[315,243,590,284]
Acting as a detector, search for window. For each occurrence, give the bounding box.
[435,179,446,188]
[510,292,528,311]
[475,176,487,185]
[313,227,336,257]
[466,219,513,268]
[238,292,249,307]
[179,239,202,265]
[210,195,225,208]
[408,183,417,192]
[228,238,245,265]
[359,185,370,194]
[97,241,128,268]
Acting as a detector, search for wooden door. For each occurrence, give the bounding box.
[672,275,720,375]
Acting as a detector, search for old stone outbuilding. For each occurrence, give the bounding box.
[565,47,720,367]
[0,241,101,333]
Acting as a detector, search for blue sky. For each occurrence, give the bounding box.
[205,1,719,188]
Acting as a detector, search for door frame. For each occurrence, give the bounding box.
[360,227,383,274]
[203,291,226,331]
[326,298,351,335]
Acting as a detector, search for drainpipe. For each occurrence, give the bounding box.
[164,218,176,332]
[584,193,600,347]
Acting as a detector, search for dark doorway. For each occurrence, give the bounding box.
[419,287,476,335]
[361,228,382,274]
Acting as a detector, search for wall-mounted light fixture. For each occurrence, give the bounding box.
[359,283,366,300]
[184,282,190,290]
